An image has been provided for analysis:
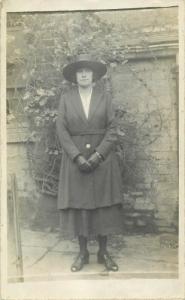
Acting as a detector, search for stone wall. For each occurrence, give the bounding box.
[111,57,178,233]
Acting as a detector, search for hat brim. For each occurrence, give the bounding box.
[63,60,107,83]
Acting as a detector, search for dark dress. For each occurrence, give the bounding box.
[56,84,123,238]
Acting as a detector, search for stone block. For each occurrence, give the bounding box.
[134,197,156,211]
[136,219,147,227]
[124,212,141,218]
[130,192,144,198]
[42,39,54,47]
[124,219,134,227]
[158,226,176,234]
[134,197,145,210]
[136,183,151,190]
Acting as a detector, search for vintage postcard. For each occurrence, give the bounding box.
[0,0,184,299]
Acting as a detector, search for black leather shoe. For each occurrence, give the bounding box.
[97,251,118,272]
[71,251,89,272]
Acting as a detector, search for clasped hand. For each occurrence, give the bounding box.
[76,152,102,173]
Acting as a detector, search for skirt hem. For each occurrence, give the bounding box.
[59,204,124,239]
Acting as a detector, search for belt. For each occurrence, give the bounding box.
[70,129,106,136]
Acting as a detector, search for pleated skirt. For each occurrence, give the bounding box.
[59,204,123,239]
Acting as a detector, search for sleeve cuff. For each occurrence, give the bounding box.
[67,149,81,161]
[95,150,105,161]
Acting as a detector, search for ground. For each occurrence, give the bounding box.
[8,229,178,282]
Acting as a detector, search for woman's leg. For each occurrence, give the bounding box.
[78,235,88,255]
[71,235,89,272]
[97,235,107,254]
[97,235,118,271]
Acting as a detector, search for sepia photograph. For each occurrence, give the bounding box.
[1,0,185,299]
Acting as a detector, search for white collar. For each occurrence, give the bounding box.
[78,88,92,118]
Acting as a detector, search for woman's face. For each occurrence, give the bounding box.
[76,68,93,87]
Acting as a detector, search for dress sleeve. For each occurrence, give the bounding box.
[56,94,81,161]
[95,93,116,159]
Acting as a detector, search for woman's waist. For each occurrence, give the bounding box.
[69,128,106,136]
[69,133,105,158]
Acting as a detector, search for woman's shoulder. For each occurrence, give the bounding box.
[95,84,112,102]
[59,85,78,100]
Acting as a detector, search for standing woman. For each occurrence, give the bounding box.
[56,54,123,272]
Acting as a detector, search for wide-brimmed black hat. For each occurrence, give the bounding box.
[63,54,107,83]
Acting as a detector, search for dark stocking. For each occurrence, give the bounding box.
[78,235,88,255]
[71,235,89,272]
[97,235,118,271]
[97,235,107,255]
